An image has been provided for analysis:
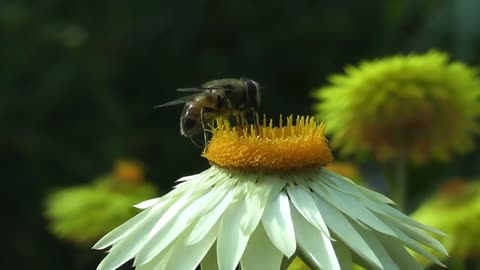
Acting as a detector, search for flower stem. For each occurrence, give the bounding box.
[449,257,466,270]
[280,255,295,270]
[391,148,407,211]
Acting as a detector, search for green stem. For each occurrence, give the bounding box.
[449,257,466,270]
[391,148,407,211]
[280,255,295,270]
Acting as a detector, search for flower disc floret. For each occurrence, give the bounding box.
[203,115,333,171]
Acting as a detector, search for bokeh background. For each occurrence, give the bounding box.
[4,0,480,269]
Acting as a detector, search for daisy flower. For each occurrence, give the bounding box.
[94,115,446,270]
[313,50,480,163]
[45,160,157,245]
[411,179,480,266]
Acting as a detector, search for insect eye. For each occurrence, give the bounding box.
[245,80,260,108]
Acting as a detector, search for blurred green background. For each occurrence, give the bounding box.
[4,0,480,269]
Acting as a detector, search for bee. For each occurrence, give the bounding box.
[155,78,261,147]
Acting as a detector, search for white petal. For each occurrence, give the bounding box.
[287,184,331,238]
[377,234,423,270]
[311,181,397,237]
[321,168,395,205]
[352,222,399,270]
[198,182,232,214]
[363,198,447,236]
[380,214,448,255]
[314,194,383,269]
[136,228,201,270]
[186,190,234,245]
[161,222,220,270]
[96,201,174,270]
[332,240,353,270]
[94,198,173,250]
[317,169,395,204]
[379,221,445,266]
[134,189,217,266]
[261,191,296,257]
[170,168,217,196]
[135,245,169,270]
[240,174,285,235]
[217,199,250,270]
[96,228,151,270]
[134,197,167,209]
[240,190,265,235]
[93,207,150,250]
[240,223,283,270]
[135,170,214,211]
[257,174,288,199]
[290,205,340,270]
[175,172,202,182]
[355,185,395,204]
[146,190,195,239]
[321,169,365,196]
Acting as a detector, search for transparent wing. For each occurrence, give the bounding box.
[176,87,217,92]
[154,95,194,108]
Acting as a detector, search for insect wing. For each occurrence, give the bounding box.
[176,87,217,92]
[154,95,195,108]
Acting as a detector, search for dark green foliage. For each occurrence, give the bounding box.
[3,0,480,269]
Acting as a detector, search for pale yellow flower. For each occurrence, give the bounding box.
[411,179,480,265]
[45,161,157,245]
[314,51,480,163]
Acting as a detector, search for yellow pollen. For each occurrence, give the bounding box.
[202,115,333,172]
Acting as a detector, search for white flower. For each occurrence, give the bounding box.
[93,115,447,270]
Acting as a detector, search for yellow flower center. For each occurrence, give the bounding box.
[113,160,144,184]
[439,179,468,196]
[202,115,333,171]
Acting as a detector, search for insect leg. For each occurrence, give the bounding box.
[200,108,208,148]
[248,107,260,134]
[188,135,204,148]
[223,99,237,125]
[250,107,257,126]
